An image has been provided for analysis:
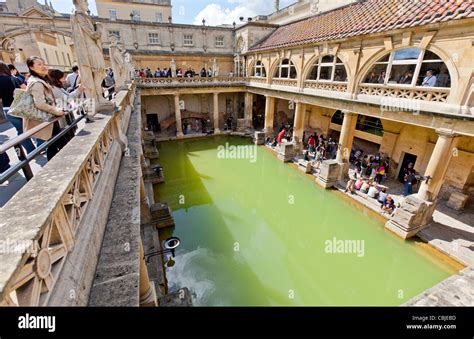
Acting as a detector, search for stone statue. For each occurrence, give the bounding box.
[123,52,135,83]
[1,38,16,64]
[71,0,114,113]
[170,58,177,78]
[109,34,126,89]
[212,58,219,77]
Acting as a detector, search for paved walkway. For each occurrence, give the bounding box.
[404,266,474,306]
[0,121,47,207]
[418,203,474,267]
[0,118,87,207]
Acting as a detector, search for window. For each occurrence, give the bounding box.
[148,33,160,45]
[331,111,384,137]
[62,52,67,65]
[132,10,140,21]
[155,12,163,23]
[43,48,49,63]
[109,9,117,20]
[274,58,297,79]
[363,48,450,88]
[67,53,72,66]
[183,34,193,46]
[55,51,60,65]
[109,30,121,40]
[252,60,266,77]
[215,36,224,47]
[306,55,347,82]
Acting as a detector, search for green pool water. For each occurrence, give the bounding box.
[154,136,458,306]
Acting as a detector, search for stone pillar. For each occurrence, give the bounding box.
[292,102,306,151]
[385,129,459,239]
[140,178,152,225]
[264,95,275,138]
[417,129,459,202]
[336,111,357,163]
[139,241,157,306]
[174,93,183,138]
[213,92,221,134]
[244,92,253,129]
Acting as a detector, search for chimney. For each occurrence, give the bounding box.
[274,0,279,12]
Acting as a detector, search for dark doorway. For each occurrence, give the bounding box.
[146,114,160,132]
[398,152,417,182]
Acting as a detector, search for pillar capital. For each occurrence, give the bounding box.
[341,109,357,116]
[435,128,459,139]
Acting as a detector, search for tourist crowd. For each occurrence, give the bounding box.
[136,65,224,79]
[0,57,117,175]
[365,68,449,88]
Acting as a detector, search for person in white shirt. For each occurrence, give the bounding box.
[367,184,380,198]
[421,70,437,87]
[66,65,79,93]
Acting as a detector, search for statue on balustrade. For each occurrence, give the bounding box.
[109,34,127,90]
[123,52,135,84]
[170,58,177,78]
[212,58,219,77]
[71,0,114,114]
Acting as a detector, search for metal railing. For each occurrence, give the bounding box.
[0,108,86,185]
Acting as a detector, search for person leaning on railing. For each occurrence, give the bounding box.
[25,56,69,161]
[48,69,85,140]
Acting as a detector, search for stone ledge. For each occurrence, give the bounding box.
[89,98,142,306]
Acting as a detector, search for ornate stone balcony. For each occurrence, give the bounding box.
[137,76,248,88]
[248,77,267,84]
[358,84,450,103]
[271,79,298,87]
[304,80,348,92]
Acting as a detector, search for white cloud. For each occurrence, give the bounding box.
[193,0,295,26]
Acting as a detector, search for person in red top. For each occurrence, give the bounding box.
[307,134,316,152]
[277,128,286,143]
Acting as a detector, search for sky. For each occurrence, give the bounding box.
[49,0,296,26]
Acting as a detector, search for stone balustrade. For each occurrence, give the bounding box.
[271,79,298,87]
[0,84,136,306]
[304,80,348,92]
[137,76,248,88]
[248,77,267,84]
[358,83,450,103]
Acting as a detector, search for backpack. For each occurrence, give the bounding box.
[7,80,55,122]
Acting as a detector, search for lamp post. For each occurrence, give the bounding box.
[143,237,181,263]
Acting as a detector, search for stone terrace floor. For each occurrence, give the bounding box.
[0,117,87,207]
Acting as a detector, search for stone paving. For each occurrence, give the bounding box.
[0,118,86,207]
[0,121,47,207]
[404,266,474,306]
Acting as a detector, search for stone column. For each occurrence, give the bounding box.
[244,92,253,129]
[140,178,152,225]
[417,129,459,202]
[336,111,357,163]
[385,129,460,239]
[139,241,157,306]
[174,93,183,138]
[264,95,275,137]
[213,92,221,134]
[292,102,306,151]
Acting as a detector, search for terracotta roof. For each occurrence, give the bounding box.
[249,0,474,52]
